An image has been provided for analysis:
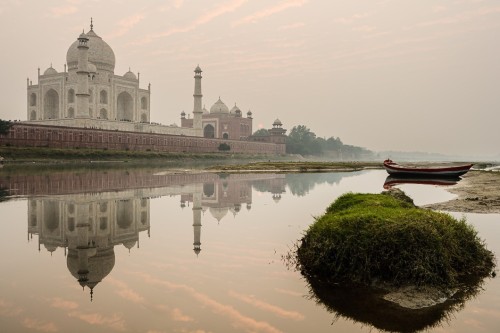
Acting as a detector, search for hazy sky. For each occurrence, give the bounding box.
[1,0,499,157]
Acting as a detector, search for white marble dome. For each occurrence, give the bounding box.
[43,66,58,75]
[210,97,229,114]
[66,29,116,72]
[123,70,137,80]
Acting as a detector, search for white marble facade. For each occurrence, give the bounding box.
[27,23,150,124]
[25,21,202,136]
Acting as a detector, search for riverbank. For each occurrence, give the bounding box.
[0,146,292,165]
[424,171,500,213]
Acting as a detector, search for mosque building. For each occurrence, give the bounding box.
[180,66,253,140]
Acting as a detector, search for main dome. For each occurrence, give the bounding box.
[210,97,229,114]
[66,29,115,72]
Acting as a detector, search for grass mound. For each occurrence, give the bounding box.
[297,190,495,289]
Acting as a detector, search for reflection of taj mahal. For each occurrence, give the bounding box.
[28,193,150,300]
[21,171,286,299]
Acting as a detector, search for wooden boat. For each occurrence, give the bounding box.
[383,159,473,177]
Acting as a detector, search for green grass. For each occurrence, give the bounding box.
[296,190,495,289]
[0,146,283,165]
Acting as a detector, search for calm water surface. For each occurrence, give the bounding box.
[0,168,498,333]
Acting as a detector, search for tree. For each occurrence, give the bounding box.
[252,128,269,136]
[0,119,12,135]
[286,125,322,155]
[218,143,231,151]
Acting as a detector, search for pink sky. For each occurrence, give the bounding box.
[1,0,499,157]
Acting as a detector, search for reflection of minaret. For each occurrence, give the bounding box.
[73,205,98,300]
[192,192,202,256]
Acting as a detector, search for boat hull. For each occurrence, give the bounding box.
[383,162,473,178]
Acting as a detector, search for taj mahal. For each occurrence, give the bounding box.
[21,20,285,147]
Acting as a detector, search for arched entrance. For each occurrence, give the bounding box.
[117,91,134,121]
[204,124,215,138]
[44,89,59,119]
[116,200,133,229]
[30,93,37,106]
[100,108,108,119]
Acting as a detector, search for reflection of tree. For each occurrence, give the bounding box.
[305,277,486,333]
[285,173,348,197]
[0,187,8,202]
[251,180,273,193]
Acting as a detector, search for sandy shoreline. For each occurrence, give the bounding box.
[424,171,500,214]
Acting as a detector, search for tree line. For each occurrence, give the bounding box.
[254,125,374,160]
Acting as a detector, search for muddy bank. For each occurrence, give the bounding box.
[425,171,500,213]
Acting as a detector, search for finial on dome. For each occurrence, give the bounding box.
[90,17,93,31]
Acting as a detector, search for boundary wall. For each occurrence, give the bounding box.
[0,123,285,155]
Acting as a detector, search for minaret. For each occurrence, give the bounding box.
[76,30,90,118]
[192,65,203,136]
[192,191,202,256]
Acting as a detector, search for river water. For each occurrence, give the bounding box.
[0,168,498,333]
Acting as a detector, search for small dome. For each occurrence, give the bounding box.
[230,103,241,114]
[210,97,229,114]
[123,240,137,250]
[209,207,228,222]
[273,118,282,126]
[44,243,58,252]
[67,29,115,72]
[194,65,202,73]
[88,62,97,73]
[44,66,58,75]
[123,69,137,80]
[202,105,209,115]
[181,111,186,116]
[78,32,88,40]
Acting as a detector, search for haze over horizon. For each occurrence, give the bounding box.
[1,0,499,158]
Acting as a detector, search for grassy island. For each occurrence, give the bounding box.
[297,190,495,290]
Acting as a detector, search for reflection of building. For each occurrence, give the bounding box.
[28,194,150,300]
[7,169,356,300]
[9,169,293,299]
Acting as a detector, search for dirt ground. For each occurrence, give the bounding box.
[424,171,500,214]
